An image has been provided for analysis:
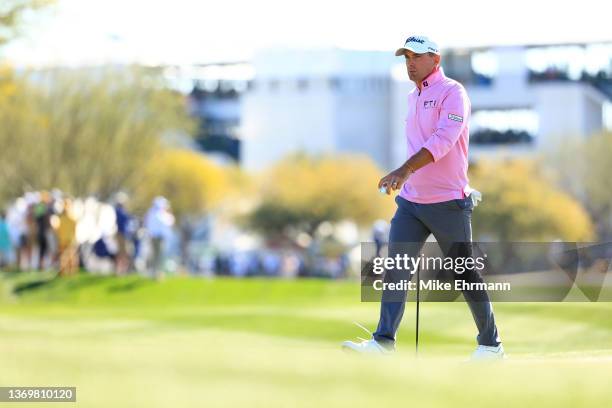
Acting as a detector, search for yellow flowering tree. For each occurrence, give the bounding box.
[469,159,594,241]
[130,149,234,219]
[247,153,396,239]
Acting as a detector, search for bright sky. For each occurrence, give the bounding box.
[3,0,612,67]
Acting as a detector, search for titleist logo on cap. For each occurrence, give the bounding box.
[406,36,425,44]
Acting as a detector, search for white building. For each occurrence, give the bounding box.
[241,48,397,170]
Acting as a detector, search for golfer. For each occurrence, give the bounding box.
[343,36,504,359]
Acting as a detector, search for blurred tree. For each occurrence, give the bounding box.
[547,132,612,240]
[246,153,396,241]
[469,159,594,241]
[0,0,55,47]
[0,67,196,203]
[129,148,230,220]
[129,148,245,271]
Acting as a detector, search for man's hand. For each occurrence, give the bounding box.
[378,164,414,195]
[378,148,434,195]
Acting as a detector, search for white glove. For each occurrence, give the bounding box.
[470,190,482,207]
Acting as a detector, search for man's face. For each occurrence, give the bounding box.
[403,50,440,83]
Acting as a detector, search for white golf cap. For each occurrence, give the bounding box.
[395,35,440,56]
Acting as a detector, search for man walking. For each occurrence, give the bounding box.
[343,36,503,359]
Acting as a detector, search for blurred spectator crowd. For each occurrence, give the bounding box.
[0,191,175,280]
[0,191,355,280]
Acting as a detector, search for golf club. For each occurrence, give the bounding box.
[416,266,420,355]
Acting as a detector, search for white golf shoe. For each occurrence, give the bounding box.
[471,344,505,361]
[341,338,394,355]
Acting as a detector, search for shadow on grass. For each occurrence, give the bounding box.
[12,278,55,294]
[8,271,111,296]
[106,278,154,293]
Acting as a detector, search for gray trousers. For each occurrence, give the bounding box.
[373,194,501,348]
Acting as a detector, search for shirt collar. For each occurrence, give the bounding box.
[421,66,445,89]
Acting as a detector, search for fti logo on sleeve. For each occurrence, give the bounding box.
[448,113,463,122]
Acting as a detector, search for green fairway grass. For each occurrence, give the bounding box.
[1,270,611,407]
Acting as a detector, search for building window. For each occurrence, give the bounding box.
[269,79,280,92]
[297,78,309,91]
[328,77,340,90]
[471,109,538,145]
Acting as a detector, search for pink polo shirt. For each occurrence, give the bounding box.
[399,67,473,204]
